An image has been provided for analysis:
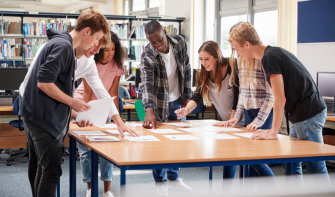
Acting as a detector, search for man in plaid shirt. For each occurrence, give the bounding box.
[139,21,192,196]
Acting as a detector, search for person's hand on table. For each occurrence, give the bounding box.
[213,118,239,127]
[181,99,190,108]
[71,120,93,127]
[246,122,259,132]
[142,109,157,129]
[174,108,189,120]
[117,123,140,137]
[71,99,91,112]
[251,129,277,140]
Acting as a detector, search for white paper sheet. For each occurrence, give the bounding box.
[148,129,183,134]
[76,97,115,127]
[205,134,240,139]
[103,124,118,128]
[126,135,160,141]
[177,128,213,133]
[105,130,139,136]
[126,123,144,127]
[205,126,243,132]
[163,122,192,127]
[163,135,199,140]
[234,133,287,139]
[86,136,120,142]
[73,131,107,136]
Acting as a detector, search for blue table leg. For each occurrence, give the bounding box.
[128,109,131,121]
[120,166,126,197]
[91,150,99,197]
[291,163,296,175]
[239,165,243,178]
[57,181,60,197]
[285,163,292,175]
[69,136,76,197]
[243,165,249,178]
[209,166,213,180]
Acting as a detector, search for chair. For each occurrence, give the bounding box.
[186,99,207,120]
[134,100,146,121]
[118,86,130,99]
[6,96,28,166]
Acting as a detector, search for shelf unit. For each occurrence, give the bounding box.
[0,11,185,85]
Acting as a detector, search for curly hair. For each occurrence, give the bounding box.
[94,31,125,69]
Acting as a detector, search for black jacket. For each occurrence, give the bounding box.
[19,29,75,138]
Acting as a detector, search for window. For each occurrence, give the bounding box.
[254,10,278,46]
[133,0,145,11]
[149,0,160,8]
[205,0,215,41]
[220,15,247,57]
[124,0,129,15]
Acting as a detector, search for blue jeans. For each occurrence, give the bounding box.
[78,142,113,183]
[289,109,328,175]
[152,97,186,183]
[223,109,274,178]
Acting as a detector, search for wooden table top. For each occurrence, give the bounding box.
[123,99,137,110]
[69,120,335,166]
[327,115,335,122]
[0,106,13,112]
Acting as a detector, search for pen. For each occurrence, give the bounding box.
[178,106,181,117]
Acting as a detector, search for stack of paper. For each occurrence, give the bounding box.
[163,135,199,140]
[86,136,120,142]
[73,131,107,136]
[148,129,182,134]
[126,135,160,141]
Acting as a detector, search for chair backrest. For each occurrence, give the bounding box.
[134,100,146,121]
[118,86,130,99]
[13,96,19,115]
[191,99,207,114]
[119,95,124,113]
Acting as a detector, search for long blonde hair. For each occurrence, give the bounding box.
[228,22,262,86]
[197,41,228,106]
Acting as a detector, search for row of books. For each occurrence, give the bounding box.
[23,39,47,59]
[128,25,147,39]
[1,39,21,59]
[0,20,22,34]
[130,45,145,61]
[109,22,129,39]
[24,21,75,36]
[164,25,178,35]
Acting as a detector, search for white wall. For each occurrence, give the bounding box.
[297,43,335,82]
[98,0,114,15]
[192,0,205,69]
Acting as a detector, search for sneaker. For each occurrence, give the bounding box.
[86,189,91,197]
[167,178,192,192]
[103,191,114,197]
[156,183,168,196]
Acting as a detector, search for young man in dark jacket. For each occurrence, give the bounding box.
[19,9,109,197]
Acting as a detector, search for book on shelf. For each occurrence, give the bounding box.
[130,45,144,61]
[24,20,75,37]
[108,22,128,39]
[0,20,22,34]
[23,39,47,59]
[163,25,177,35]
[128,24,147,39]
[0,38,21,59]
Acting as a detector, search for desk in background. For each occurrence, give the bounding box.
[122,99,137,121]
[68,120,335,197]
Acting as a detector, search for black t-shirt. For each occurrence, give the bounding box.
[262,46,326,124]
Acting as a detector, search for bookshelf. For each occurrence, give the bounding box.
[0,11,185,85]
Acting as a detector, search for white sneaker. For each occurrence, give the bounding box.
[156,183,168,196]
[103,191,114,197]
[167,178,192,192]
[86,189,91,197]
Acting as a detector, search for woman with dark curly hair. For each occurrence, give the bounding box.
[73,31,125,197]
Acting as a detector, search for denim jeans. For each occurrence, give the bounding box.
[223,108,274,178]
[289,109,329,175]
[23,118,67,197]
[152,97,185,183]
[77,142,113,183]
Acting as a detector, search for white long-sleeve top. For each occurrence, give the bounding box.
[19,43,118,118]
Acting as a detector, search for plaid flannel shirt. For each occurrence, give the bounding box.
[234,58,274,127]
[139,34,192,122]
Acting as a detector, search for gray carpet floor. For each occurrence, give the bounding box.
[1,151,335,197]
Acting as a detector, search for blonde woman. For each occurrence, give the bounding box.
[228,21,328,176]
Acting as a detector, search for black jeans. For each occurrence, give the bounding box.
[23,118,67,197]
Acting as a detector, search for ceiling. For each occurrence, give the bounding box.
[0,0,106,8]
